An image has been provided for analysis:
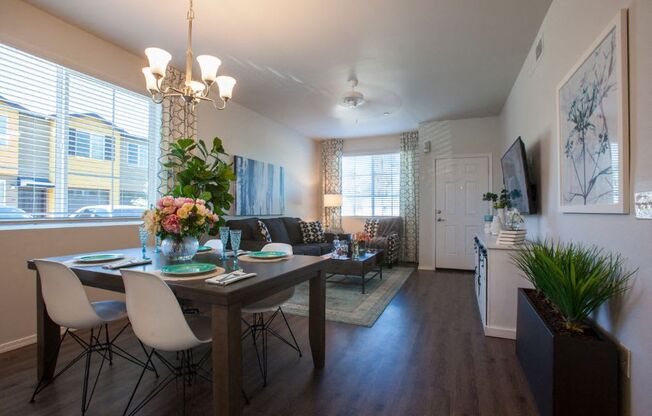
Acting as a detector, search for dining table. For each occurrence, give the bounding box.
[27,247,328,416]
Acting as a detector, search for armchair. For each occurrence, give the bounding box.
[364,218,402,267]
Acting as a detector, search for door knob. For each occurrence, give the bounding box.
[436,209,442,214]
[437,218,445,222]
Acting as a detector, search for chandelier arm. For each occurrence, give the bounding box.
[155,77,172,94]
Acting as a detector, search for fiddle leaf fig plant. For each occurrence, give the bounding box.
[163,136,235,229]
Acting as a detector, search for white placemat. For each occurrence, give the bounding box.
[238,254,293,263]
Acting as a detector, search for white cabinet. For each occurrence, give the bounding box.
[472,234,534,339]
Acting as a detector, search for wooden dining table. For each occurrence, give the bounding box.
[27,247,328,416]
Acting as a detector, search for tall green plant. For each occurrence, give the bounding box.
[164,137,235,228]
[512,240,634,333]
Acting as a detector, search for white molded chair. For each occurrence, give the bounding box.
[31,260,142,415]
[242,243,301,386]
[203,238,224,254]
[120,269,212,416]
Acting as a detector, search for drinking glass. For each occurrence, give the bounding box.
[230,230,242,254]
[219,226,230,261]
[138,225,150,259]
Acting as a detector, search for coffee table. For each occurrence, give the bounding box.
[323,249,384,294]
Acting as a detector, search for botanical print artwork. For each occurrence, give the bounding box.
[559,28,618,207]
[234,156,285,216]
[558,10,628,214]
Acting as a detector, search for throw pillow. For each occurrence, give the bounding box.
[300,220,326,243]
[364,218,380,238]
[257,220,272,242]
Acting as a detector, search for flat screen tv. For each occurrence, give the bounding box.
[501,137,537,214]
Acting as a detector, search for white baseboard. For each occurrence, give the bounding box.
[484,326,516,340]
[0,328,70,354]
[0,333,37,353]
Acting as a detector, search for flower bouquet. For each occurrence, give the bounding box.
[352,231,372,258]
[143,196,219,261]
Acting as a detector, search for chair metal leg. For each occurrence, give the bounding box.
[279,307,302,357]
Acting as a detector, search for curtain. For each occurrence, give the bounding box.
[158,66,197,196]
[400,131,419,262]
[321,139,343,231]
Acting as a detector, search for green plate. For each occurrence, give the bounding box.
[197,245,213,252]
[161,263,217,276]
[74,253,124,263]
[247,251,289,259]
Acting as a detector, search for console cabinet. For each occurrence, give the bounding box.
[472,234,533,339]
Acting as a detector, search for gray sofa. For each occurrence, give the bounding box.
[224,217,350,256]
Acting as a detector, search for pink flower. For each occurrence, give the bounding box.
[196,199,206,205]
[161,214,181,234]
[161,205,177,215]
[157,196,175,209]
[174,197,186,208]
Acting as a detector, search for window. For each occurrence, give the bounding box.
[0,115,7,145]
[68,129,114,160]
[68,188,110,213]
[0,43,161,221]
[342,153,400,217]
[127,143,147,167]
[0,179,5,204]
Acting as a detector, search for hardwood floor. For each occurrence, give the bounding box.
[0,269,538,416]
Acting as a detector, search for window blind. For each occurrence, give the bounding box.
[0,43,161,221]
[341,153,400,217]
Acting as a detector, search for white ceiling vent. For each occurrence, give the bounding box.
[527,34,544,76]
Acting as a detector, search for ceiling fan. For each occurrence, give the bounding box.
[332,76,401,121]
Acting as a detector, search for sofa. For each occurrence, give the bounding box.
[364,217,402,266]
[224,217,350,256]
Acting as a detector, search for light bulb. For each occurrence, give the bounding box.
[197,55,221,84]
[216,76,236,100]
[142,67,159,92]
[145,47,171,78]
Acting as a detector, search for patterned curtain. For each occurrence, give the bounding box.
[321,139,343,231]
[400,131,419,262]
[158,66,197,196]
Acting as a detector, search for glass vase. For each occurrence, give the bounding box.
[160,236,199,262]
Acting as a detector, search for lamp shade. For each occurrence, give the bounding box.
[216,75,236,100]
[197,55,221,83]
[324,194,343,207]
[145,47,171,78]
[142,67,159,92]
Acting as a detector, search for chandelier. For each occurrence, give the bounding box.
[141,0,236,110]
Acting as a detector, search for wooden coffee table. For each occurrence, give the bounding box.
[323,249,384,294]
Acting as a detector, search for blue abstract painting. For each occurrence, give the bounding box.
[234,156,285,216]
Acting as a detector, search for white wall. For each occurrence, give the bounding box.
[338,134,401,232]
[197,104,320,221]
[418,116,502,269]
[0,0,318,351]
[499,1,652,414]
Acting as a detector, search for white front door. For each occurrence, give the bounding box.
[435,157,490,270]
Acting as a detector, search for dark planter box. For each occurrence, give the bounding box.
[516,288,619,416]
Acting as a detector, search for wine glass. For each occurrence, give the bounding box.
[138,225,150,260]
[219,227,230,261]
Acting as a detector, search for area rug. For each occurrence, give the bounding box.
[282,266,414,327]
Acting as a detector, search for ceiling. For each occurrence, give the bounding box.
[26,0,551,138]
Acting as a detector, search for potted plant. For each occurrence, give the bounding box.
[512,240,634,416]
[143,196,220,261]
[163,136,235,230]
[482,189,512,224]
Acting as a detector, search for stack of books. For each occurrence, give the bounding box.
[496,229,527,246]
